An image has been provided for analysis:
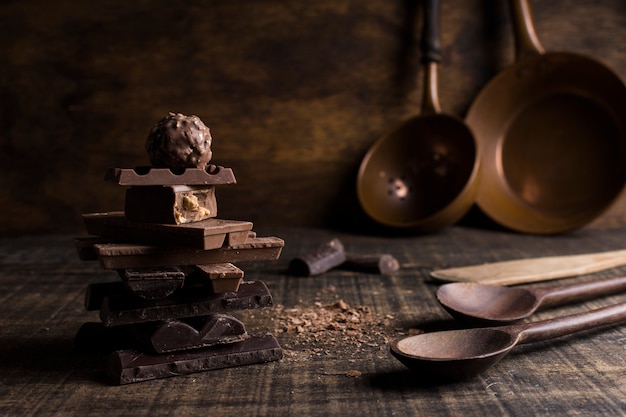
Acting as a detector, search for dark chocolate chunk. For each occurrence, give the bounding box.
[341,253,400,274]
[125,185,218,225]
[107,333,282,385]
[289,238,346,276]
[130,314,248,353]
[98,280,273,326]
[88,236,284,270]
[83,212,253,250]
[120,267,185,299]
[104,165,236,186]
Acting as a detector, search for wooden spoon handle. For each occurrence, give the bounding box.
[430,249,626,286]
[513,302,626,345]
[537,275,626,307]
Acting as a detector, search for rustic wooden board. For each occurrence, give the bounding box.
[1,227,625,416]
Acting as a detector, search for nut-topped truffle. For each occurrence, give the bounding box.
[146,112,213,170]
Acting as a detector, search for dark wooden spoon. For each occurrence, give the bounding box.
[436,275,626,326]
[391,302,626,380]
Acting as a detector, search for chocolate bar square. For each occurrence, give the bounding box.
[192,263,244,293]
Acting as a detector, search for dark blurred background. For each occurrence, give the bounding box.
[2,0,626,236]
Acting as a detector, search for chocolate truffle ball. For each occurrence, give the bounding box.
[146,112,213,170]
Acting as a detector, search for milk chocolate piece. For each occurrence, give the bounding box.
[83,212,253,250]
[120,267,185,299]
[89,236,284,270]
[289,238,346,276]
[145,112,213,170]
[131,314,248,353]
[193,263,244,293]
[224,230,252,247]
[341,253,400,274]
[97,280,273,326]
[105,165,236,186]
[108,333,282,385]
[125,185,217,224]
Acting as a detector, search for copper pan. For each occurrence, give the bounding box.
[466,0,626,234]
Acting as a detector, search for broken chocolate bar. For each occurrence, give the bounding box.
[125,185,218,224]
[128,314,247,353]
[192,263,244,293]
[75,315,247,354]
[289,238,346,276]
[108,333,282,385]
[120,267,185,299]
[104,165,236,186]
[83,212,252,250]
[95,280,273,326]
[341,253,400,274]
[85,236,284,270]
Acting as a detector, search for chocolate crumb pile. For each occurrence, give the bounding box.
[260,288,398,361]
[275,301,392,360]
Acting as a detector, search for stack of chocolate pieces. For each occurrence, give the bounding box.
[74,113,284,384]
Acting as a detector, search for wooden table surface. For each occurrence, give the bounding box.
[1,226,625,416]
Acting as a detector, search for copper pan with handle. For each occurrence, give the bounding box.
[466,0,626,234]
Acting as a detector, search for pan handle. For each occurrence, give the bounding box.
[510,0,545,61]
[421,0,442,64]
[420,0,442,114]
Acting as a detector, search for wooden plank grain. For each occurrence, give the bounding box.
[1,230,626,416]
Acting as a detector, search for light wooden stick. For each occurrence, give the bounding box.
[430,249,626,286]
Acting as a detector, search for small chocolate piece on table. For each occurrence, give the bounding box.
[125,185,218,225]
[108,333,283,385]
[341,253,400,274]
[289,238,346,276]
[83,212,252,250]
